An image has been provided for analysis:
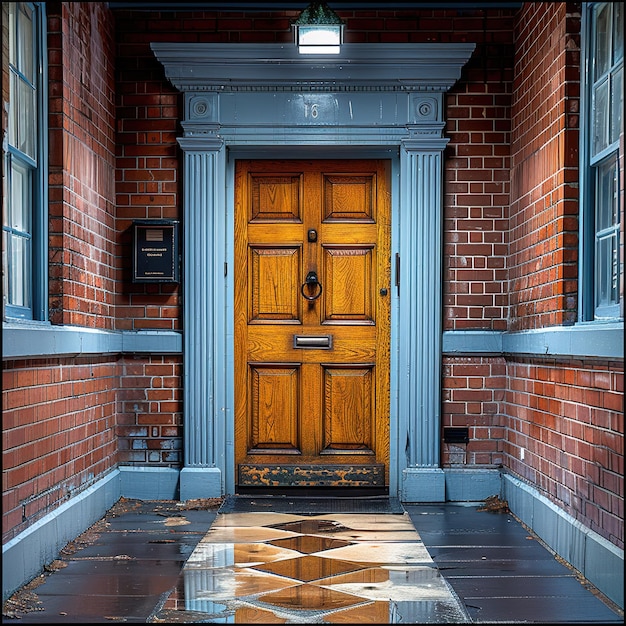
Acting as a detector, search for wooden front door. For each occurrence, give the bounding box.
[234,159,391,490]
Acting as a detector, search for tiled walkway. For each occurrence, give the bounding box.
[2,498,623,623]
[169,511,470,623]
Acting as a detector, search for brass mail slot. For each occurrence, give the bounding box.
[293,335,333,349]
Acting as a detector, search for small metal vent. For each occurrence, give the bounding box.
[443,427,469,444]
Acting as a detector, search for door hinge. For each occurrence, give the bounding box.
[395,253,400,295]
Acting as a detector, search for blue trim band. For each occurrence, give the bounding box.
[4,323,621,360]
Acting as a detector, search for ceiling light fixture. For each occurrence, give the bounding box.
[292,2,344,54]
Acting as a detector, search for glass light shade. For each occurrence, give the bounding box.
[296,24,342,54]
[293,2,344,54]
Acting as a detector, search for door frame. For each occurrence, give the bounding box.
[151,42,476,502]
[232,154,399,492]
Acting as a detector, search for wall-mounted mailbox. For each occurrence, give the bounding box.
[132,219,179,283]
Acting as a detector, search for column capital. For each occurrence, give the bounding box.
[401,134,450,152]
[178,134,223,152]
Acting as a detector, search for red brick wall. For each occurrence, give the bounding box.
[505,358,624,549]
[443,22,514,333]
[2,2,123,544]
[2,357,118,543]
[442,357,507,466]
[117,356,183,464]
[508,2,580,330]
[115,7,183,331]
[442,351,623,549]
[2,2,182,543]
[48,2,117,329]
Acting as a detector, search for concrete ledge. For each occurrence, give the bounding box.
[443,468,502,501]
[401,467,446,502]
[118,466,180,500]
[121,330,182,354]
[442,330,503,355]
[179,468,222,500]
[2,323,123,359]
[2,471,120,603]
[502,323,623,359]
[503,473,624,610]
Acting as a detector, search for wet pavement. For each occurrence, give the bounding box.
[2,497,623,623]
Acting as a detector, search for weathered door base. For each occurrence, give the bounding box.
[238,464,386,488]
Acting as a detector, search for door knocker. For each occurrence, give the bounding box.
[301,271,323,301]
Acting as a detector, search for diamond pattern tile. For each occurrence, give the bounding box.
[258,583,366,610]
[173,512,471,623]
[251,554,368,582]
[268,535,354,553]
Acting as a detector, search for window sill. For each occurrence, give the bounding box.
[2,322,182,359]
[443,322,624,359]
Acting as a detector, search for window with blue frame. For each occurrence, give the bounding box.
[580,2,624,321]
[3,2,47,321]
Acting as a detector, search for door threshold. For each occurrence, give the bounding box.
[235,486,388,498]
[221,492,404,514]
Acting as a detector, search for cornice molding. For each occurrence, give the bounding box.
[151,43,476,93]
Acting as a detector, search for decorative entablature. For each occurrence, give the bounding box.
[151,42,475,143]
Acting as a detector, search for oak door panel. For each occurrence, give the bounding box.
[248,364,300,454]
[235,159,390,488]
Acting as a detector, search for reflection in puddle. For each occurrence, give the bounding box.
[270,520,350,534]
[260,583,368,610]
[269,534,354,553]
[155,513,471,623]
[252,554,368,582]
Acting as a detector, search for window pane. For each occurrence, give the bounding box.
[8,71,37,160]
[614,1,623,63]
[9,234,31,308]
[3,1,44,321]
[594,155,620,312]
[592,78,609,155]
[8,4,17,67]
[595,235,619,307]
[595,236,609,306]
[8,72,18,148]
[16,3,34,83]
[595,157,617,231]
[17,76,36,158]
[611,66,623,143]
[9,159,32,232]
[2,231,8,306]
[587,3,624,321]
[594,3,611,79]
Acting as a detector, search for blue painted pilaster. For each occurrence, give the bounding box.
[399,96,449,501]
[177,128,226,500]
